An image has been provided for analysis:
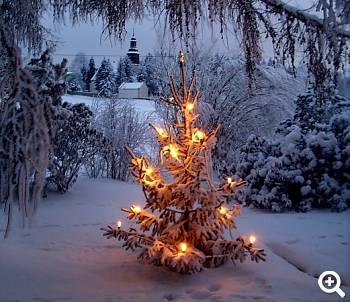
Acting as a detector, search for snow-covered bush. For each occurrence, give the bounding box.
[47,103,108,193]
[235,93,350,212]
[88,98,152,181]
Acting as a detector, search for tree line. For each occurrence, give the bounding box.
[67,53,159,97]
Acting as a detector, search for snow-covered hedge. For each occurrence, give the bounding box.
[234,93,350,212]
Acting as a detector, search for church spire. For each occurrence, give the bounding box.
[127,31,139,65]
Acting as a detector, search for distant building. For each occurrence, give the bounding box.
[127,30,140,65]
[118,82,148,99]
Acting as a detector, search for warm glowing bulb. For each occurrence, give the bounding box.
[179,242,188,253]
[145,168,153,176]
[169,97,174,102]
[186,103,194,111]
[249,235,256,244]
[117,220,122,228]
[219,206,228,215]
[132,205,142,213]
[192,130,206,142]
[169,144,179,159]
[155,127,168,138]
[227,177,233,185]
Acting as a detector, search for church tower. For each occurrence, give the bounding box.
[127,30,140,65]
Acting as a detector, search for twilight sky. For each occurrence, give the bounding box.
[44,0,314,66]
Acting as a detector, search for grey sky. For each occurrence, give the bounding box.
[45,0,314,66]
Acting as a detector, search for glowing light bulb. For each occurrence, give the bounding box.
[227,177,232,184]
[192,129,206,142]
[249,235,256,244]
[168,144,179,160]
[145,168,153,176]
[179,242,188,253]
[155,127,167,138]
[117,220,122,228]
[186,103,194,111]
[131,205,142,213]
[219,206,228,215]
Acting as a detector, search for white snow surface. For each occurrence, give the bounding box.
[63,94,156,115]
[1,177,349,302]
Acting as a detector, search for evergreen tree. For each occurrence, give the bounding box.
[86,57,96,92]
[95,59,115,97]
[81,64,87,91]
[139,53,158,95]
[117,56,133,86]
[102,52,265,274]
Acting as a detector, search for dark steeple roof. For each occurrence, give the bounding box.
[127,30,139,65]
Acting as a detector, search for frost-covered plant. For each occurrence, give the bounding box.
[235,92,350,212]
[101,52,265,274]
[88,98,152,180]
[47,103,107,193]
[0,29,65,235]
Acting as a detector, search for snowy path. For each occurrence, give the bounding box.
[1,177,349,302]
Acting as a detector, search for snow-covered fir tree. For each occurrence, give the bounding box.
[95,59,115,97]
[138,53,158,95]
[102,52,265,274]
[86,57,96,92]
[116,56,134,88]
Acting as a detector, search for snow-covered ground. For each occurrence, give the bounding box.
[63,94,156,115]
[1,177,349,302]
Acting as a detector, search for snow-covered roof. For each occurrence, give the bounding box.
[119,82,145,89]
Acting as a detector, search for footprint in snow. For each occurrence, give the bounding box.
[340,242,348,245]
[318,235,327,239]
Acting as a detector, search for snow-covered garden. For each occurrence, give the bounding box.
[1,1,350,302]
[1,176,349,302]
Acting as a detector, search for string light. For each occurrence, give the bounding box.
[117,221,122,228]
[163,144,180,161]
[131,205,142,213]
[186,102,194,111]
[249,235,256,244]
[192,129,206,143]
[155,127,168,139]
[227,177,232,184]
[219,206,228,215]
[179,242,188,254]
[145,167,153,176]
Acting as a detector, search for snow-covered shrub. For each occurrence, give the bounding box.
[88,98,152,181]
[235,93,350,212]
[67,77,82,92]
[47,103,108,192]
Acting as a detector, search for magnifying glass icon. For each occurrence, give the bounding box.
[318,271,346,298]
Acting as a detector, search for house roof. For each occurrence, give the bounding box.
[119,82,145,89]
